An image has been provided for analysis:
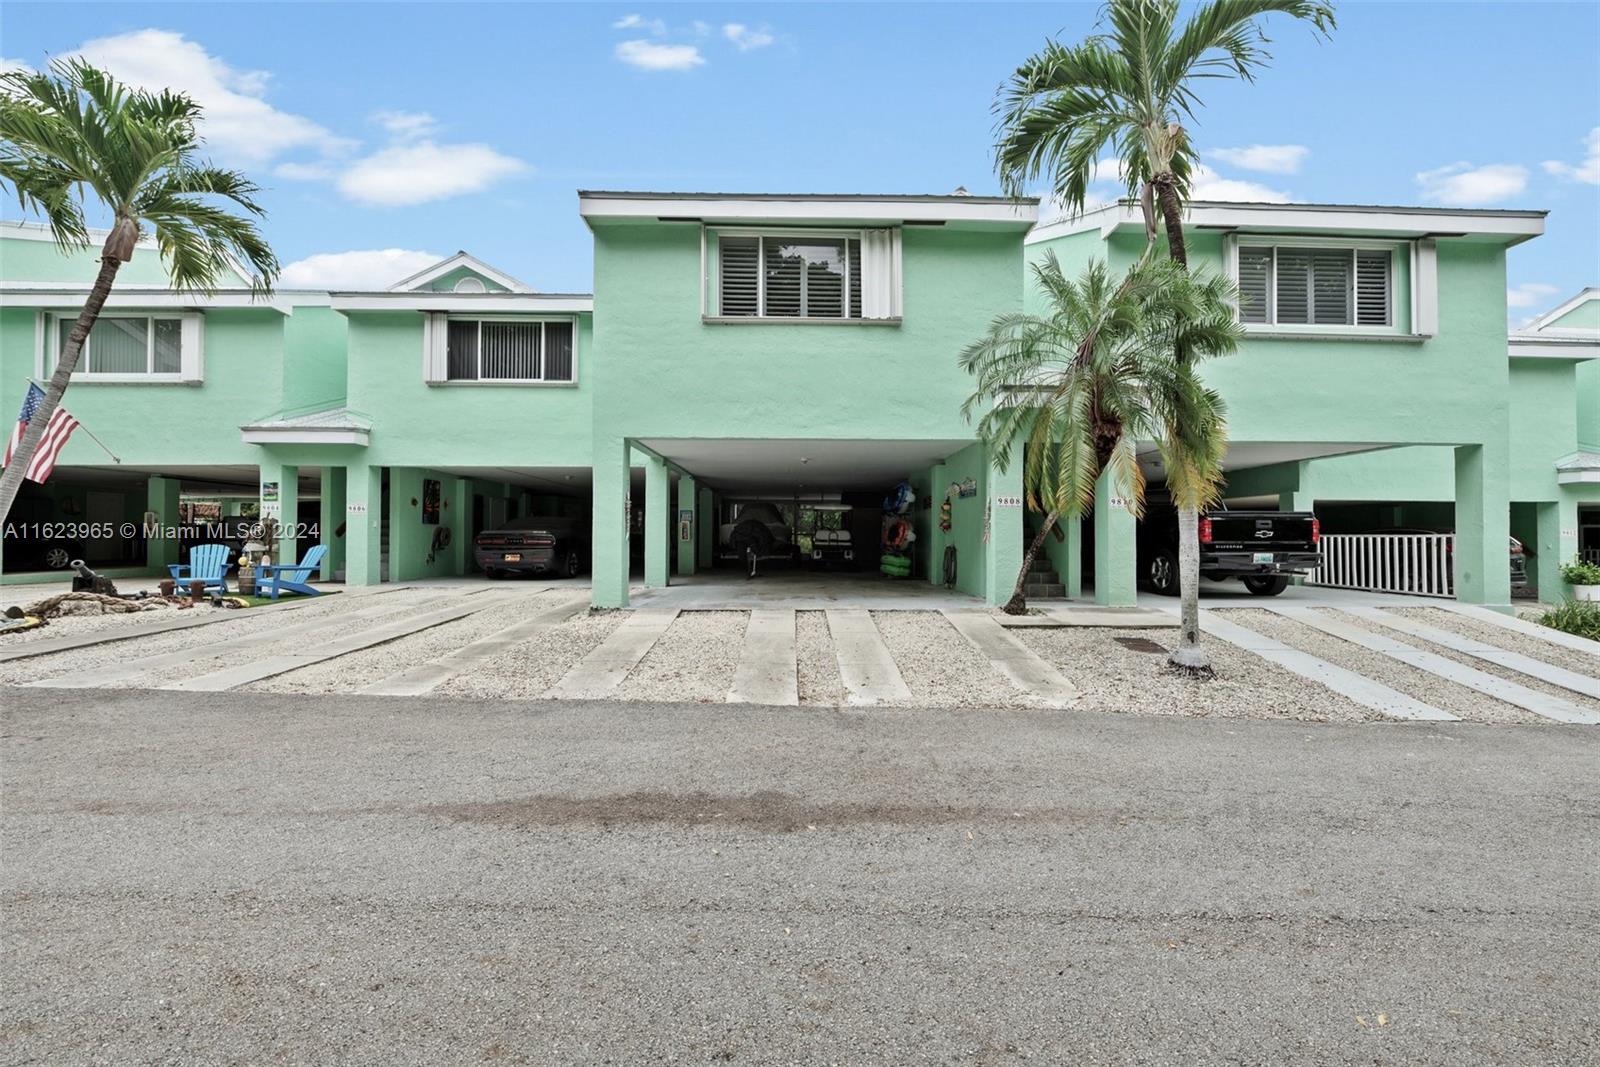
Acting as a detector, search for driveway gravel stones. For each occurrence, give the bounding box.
[1016,624,1374,721]
[872,610,1027,708]
[436,608,625,701]
[796,610,845,706]
[617,610,746,703]
[1223,609,1542,725]
[1391,607,1600,678]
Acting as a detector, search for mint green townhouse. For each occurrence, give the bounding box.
[1026,200,1599,610]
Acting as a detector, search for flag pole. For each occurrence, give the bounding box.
[27,379,121,463]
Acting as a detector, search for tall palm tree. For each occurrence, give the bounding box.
[962,253,1240,615]
[994,0,1335,669]
[0,58,278,523]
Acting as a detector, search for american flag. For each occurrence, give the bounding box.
[3,383,80,484]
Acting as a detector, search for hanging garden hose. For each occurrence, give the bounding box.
[943,545,957,589]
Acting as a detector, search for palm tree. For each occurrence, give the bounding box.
[994,0,1335,669]
[0,58,278,523]
[961,253,1240,615]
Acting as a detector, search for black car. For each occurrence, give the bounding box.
[1138,505,1322,597]
[474,516,587,579]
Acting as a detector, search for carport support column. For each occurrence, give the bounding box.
[1453,443,1511,610]
[259,461,298,566]
[643,453,669,588]
[983,445,1023,606]
[451,477,471,576]
[1534,498,1576,605]
[144,475,181,572]
[319,466,345,581]
[590,438,630,608]
[676,474,697,577]
[1064,516,1083,599]
[343,464,382,587]
[1093,467,1137,607]
[696,486,714,569]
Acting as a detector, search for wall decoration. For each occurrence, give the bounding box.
[421,478,442,525]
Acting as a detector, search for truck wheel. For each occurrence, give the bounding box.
[1148,550,1179,596]
[1243,575,1289,596]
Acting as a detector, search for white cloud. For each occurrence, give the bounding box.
[1415,162,1528,206]
[723,23,775,51]
[1208,144,1308,175]
[612,13,666,35]
[373,110,439,141]
[1543,127,1600,185]
[1,56,36,76]
[280,249,442,290]
[69,30,351,166]
[1189,164,1290,203]
[338,140,526,207]
[1506,282,1561,309]
[273,161,335,181]
[692,20,712,36]
[615,39,705,71]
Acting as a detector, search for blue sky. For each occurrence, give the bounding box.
[4,2,1597,321]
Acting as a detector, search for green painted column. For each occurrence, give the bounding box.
[145,475,181,572]
[260,461,299,566]
[1093,467,1137,607]
[590,438,630,608]
[983,446,1023,606]
[1453,443,1512,610]
[676,473,697,577]
[696,486,714,569]
[343,464,382,587]
[319,466,345,581]
[451,477,471,576]
[1064,515,1083,599]
[643,453,669,588]
[1534,497,1577,604]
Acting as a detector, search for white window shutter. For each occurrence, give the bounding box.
[422,312,449,383]
[179,312,205,382]
[860,228,902,319]
[1412,239,1438,337]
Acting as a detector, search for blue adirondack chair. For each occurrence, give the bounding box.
[257,545,328,600]
[169,543,231,594]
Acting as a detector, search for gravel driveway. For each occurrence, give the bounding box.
[1389,607,1600,678]
[617,610,746,703]
[436,608,625,700]
[873,610,1029,708]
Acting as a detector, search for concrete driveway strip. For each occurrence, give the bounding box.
[1203,609,1458,722]
[941,609,1079,707]
[824,607,912,705]
[1441,602,1600,659]
[1271,606,1600,725]
[545,609,680,699]
[1346,606,1600,699]
[727,608,799,706]
[360,595,589,696]
[159,594,517,692]
[3,688,1597,1065]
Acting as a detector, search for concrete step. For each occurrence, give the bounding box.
[1025,582,1066,598]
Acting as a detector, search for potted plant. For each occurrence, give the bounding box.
[1559,558,1600,602]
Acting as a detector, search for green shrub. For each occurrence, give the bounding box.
[1559,558,1600,586]
[1538,600,1600,643]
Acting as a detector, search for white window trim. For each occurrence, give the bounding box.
[702,225,902,323]
[1226,235,1416,338]
[38,310,203,383]
[424,313,581,387]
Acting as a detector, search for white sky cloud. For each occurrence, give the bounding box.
[280,249,441,290]
[615,39,705,71]
[1,56,36,76]
[612,13,666,35]
[723,23,775,51]
[373,110,439,141]
[69,29,352,166]
[1190,164,1290,202]
[1415,162,1528,206]
[337,140,526,207]
[1543,127,1600,185]
[1207,144,1308,175]
[1506,282,1561,309]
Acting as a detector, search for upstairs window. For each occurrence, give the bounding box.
[714,229,900,321]
[47,313,202,380]
[442,318,575,382]
[1237,246,1392,328]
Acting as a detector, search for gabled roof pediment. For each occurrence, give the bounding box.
[387,251,533,294]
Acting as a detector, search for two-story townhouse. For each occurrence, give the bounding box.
[578,191,1040,608]
[1025,200,1551,611]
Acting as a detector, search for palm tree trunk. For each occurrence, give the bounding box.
[1004,508,1060,615]
[1152,173,1210,674]
[0,254,123,525]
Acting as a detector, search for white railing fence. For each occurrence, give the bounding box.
[1307,533,1455,598]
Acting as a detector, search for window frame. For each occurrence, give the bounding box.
[1226,236,1407,338]
[439,314,580,386]
[42,311,197,382]
[702,225,900,326]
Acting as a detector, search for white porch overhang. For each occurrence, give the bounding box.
[240,407,371,447]
[1557,451,1600,485]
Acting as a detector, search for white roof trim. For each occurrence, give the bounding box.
[1557,451,1600,484]
[1026,200,1547,246]
[1508,335,1600,360]
[240,427,370,446]
[387,251,534,294]
[330,292,592,313]
[1523,288,1600,334]
[0,286,287,312]
[579,192,1039,227]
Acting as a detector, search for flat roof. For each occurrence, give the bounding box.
[578,190,1039,228]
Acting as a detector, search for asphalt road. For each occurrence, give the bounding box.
[3,688,1596,1065]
